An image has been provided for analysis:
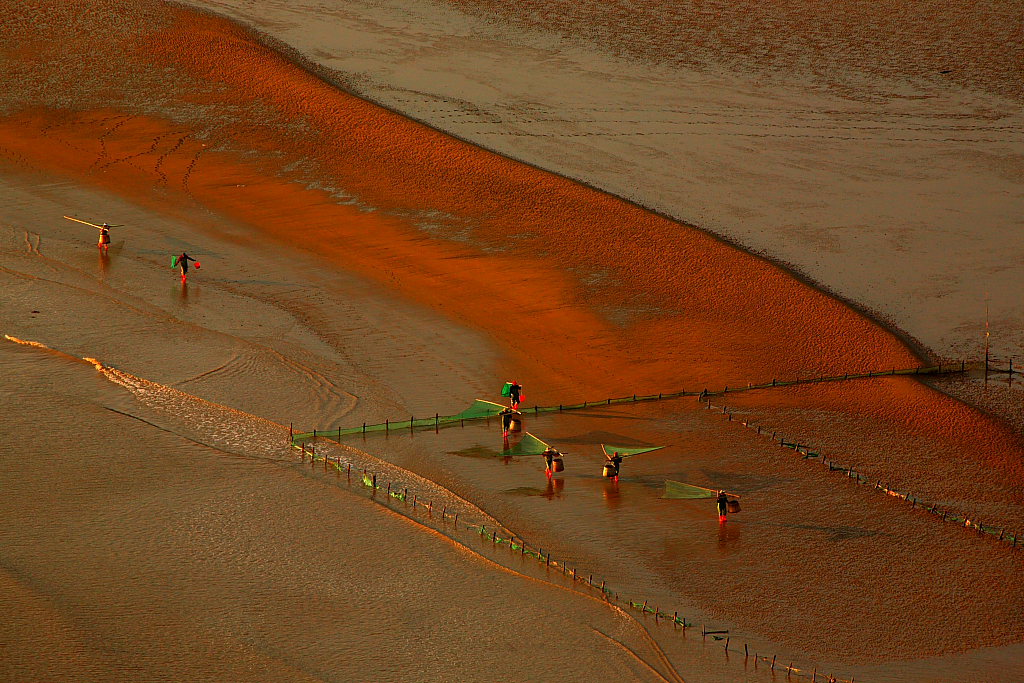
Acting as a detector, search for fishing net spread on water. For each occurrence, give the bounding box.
[663,480,718,499]
[502,432,550,457]
[601,444,664,458]
[454,399,508,420]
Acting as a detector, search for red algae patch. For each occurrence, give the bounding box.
[142,7,921,392]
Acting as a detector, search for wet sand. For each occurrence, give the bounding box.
[2,1,1023,681]
[184,0,1024,362]
[0,342,677,682]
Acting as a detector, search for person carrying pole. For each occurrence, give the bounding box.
[63,215,120,254]
[603,451,623,480]
[97,224,111,253]
[717,490,729,523]
[503,380,523,410]
[542,447,561,478]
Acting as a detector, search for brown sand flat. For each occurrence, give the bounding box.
[0,358,675,682]
[444,0,1023,102]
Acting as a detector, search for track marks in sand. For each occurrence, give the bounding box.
[86,114,135,173]
[21,230,40,254]
[98,130,191,187]
[1,223,358,423]
[402,102,1024,145]
[589,627,681,683]
[12,110,208,197]
[384,92,1024,148]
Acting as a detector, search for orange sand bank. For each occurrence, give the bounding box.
[0,2,920,398]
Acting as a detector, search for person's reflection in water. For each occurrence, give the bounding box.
[717,517,740,548]
[602,478,622,510]
[542,476,565,500]
[97,250,110,278]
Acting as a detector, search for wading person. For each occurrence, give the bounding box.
[174,251,198,284]
[603,451,623,479]
[542,447,559,478]
[716,490,729,523]
[97,224,111,254]
[499,408,520,438]
[508,381,522,409]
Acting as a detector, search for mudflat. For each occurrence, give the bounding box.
[1,1,1022,681]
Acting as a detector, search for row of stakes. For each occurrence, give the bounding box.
[294,439,850,683]
[290,361,970,444]
[703,396,1024,551]
[285,363,977,682]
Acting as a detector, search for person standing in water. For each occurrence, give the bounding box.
[716,490,729,523]
[542,447,558,477]
[499,408,517,438]
[604,451,623,479]
[176,252,197,284]
[508,381,522,410]
[97,224,111,254]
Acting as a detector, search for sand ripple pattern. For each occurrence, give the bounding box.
[86,356,509,531]
[84,356,293,461]
[5,333,509,537]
